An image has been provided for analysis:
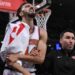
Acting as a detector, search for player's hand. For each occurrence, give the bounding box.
[30,48,40,56]
[6,53,18,63]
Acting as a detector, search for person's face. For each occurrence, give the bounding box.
[60,32,75,50]
[21,3,35,18]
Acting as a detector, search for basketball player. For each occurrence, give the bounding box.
[0,2,48,75]
[0,2,31,75]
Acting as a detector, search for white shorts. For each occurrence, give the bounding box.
[3,69,23,75]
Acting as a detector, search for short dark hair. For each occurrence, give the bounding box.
[16,2,27,20]
[60,28,75,39]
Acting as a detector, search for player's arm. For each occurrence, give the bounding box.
[7,62,31,75]
[18,28,48,64]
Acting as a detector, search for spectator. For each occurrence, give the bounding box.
[36,29,75,75]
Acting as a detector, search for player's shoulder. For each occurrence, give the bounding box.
[39,27,47,42]
[40,27,47,35]
[10,19,20,24]
[11,19,20,24]
[34,26,46,35]
[8,18,21,27]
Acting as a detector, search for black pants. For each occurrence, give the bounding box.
[0,57,5,75]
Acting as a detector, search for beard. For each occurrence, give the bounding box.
[27,12,36,18]
[22,11,36,19]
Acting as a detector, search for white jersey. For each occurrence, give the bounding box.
[0,21,30,62]
[23,26,40,72]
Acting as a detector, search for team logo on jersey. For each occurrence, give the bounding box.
[8,23,25,44]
